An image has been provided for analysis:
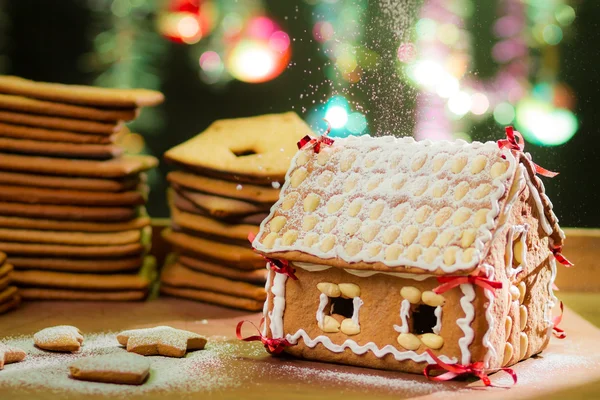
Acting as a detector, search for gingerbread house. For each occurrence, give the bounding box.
[250,130,570,377]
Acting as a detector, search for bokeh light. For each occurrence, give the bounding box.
[346,112,368,134]
[225,16,291,83]
[325,106,349,129]
[493,102,515,124]
[555,5,576,26]
[470,92,489,115]
[158,0,216,44]
[448,91,471,116]
[543,24,563,45]
[516,98,578,146]
[199,51,223,84]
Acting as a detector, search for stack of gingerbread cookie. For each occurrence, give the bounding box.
[0,251,19,314]
[0,76,163,301]
[161,112,313,311]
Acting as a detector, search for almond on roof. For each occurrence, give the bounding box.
[252,135,564,275]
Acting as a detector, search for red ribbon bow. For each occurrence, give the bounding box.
[433,275,503,296]
[552,301,566,339]
[297,119,335,154]
[551,245,574,267]
[424,350,517,387]
[236,319,294,355]
[498,126,558,178]
[247,232,298,280]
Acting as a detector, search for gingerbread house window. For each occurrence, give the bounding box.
[413,305,438,335]
[316,282,363,335]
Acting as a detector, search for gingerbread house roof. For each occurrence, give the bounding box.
[252,135,564,275]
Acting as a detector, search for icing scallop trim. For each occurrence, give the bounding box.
[286,330,458,365]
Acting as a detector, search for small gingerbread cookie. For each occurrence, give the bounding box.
[34,325,83,352]
[69,353,150,385]
[0,343,26,370]
[117,326,207,358]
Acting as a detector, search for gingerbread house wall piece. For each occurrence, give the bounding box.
[252,135,565,374]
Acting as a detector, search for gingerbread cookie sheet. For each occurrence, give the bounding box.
[14,256,156,302]
[0,110,122,135]
[0,170,142,192]
[163,228,264,269]
[0,202,140,222]
[167,170,280,204]
[0,93,138,121]
[178,255,267,284]
[164,112,313,184]
[171,207,259,244]
[0,137,122,159]
[0,184,146,206]
[8,256,144,273]
[0,215,150,233]
[0,153,157,178]
[0,75,164,107]
[173,185,270,218]
[0,122,118,144]
[0,76,162,306]
[161,260,266,302]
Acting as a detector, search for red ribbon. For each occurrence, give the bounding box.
[247,232,298,280]
[552,301,566,339]
[424,350,517,387]
[297,119,335,154]
[498,126,558,178]
[551,245,574,267]
[236,319,294,354]
[433,275,503,296]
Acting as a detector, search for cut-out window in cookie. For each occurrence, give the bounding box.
[394,287,445,351]
[316,282,363,336]
[232,148,257,157]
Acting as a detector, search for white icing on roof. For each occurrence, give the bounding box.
[253,135,518,273]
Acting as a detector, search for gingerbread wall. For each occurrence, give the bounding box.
[264,266,492,374]
[479,164,556,370]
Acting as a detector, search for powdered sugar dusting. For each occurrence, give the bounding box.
[0,332,238,396]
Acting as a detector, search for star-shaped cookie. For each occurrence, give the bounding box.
[116,326,207,358]
[34,325,83,352]
[0,343,26,370]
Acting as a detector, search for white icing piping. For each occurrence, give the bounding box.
[432,306,442,335]
[253,137,519,274]
[293,262,432,281]
[352,297,363,326]
[286,330,458,365]
[262,266,273,337]
[481,264,498,368]
[545,257,558,331]
[523,167,553,236]
[393,299,411,334]
[269,273,288,339]
[316,293,328,328]
[457,284,476,365]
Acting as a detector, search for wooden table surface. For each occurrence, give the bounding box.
[1,227,599,398]
[1,293,600,400]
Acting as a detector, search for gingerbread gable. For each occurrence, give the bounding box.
[252,135,562,274]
